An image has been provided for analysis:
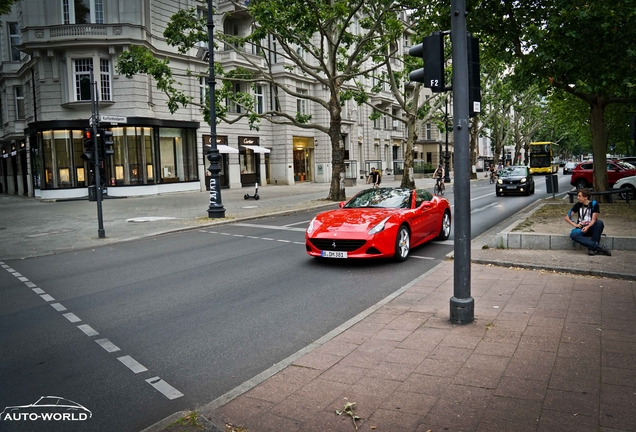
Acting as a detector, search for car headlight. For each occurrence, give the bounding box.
[520,177,527,183]
[497,178,503,184]
[306,217,318,235]
[368,217,390,235]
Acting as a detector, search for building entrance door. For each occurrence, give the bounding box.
[293,149,312,182]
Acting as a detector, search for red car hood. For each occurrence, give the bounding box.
[311,208,400,236]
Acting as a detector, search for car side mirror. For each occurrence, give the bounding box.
[339,202,346,208]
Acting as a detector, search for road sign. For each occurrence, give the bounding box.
[100,115,128,124]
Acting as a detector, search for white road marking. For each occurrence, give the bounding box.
[277,239,291,243]
[77,324,99,337]
[146,376,184,400]
[246,236,258,239]
[25,282,36,288]
[32,288,45,294]
[471,202,499,214]
[293,242,305,245]
[51,303,67,312]
[63,313,82,323]
[233,234,245,237]
[117,355,148,374]
[410,255,436,260]
[6,268,15,273]
[18,277,29,282]
[262,237,274,241]
[234,223,306,232]
[12,272,22,277]
[95,338,121,353]
[283,220,311,227]
[40,294,55,302]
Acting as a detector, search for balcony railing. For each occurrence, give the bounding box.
[50,25,107,38]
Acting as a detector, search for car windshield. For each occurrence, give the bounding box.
[617,161,636,170]
[500,167,527,177]
[344,188,412,209]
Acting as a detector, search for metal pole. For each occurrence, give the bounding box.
[207,0,225,218]
[450,0,474,324]
[444,95,451,183]
[90,69,105,238]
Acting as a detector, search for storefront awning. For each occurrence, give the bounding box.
[241,145,271,154]
[205,144,239,154]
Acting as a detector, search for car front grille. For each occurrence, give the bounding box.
[310,239,366,252]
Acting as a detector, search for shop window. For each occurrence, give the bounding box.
[240,148,255,174]
[105,127,155,186]
[62,0,104,24]
[40,130,76,189]
[159,128,197,183]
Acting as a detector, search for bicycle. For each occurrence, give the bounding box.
[434,178,445,196]
[489,171,497,184]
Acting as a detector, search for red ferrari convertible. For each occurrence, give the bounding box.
[305,187,452,261]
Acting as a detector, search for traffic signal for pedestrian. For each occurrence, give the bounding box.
[408,32,445,92]
[101,129,114,157]
[81,129,95,162]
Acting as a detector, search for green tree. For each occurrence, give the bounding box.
[466,0,636,196]
[0,0,18,16]
[118,0,406,201]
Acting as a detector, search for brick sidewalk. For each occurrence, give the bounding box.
[204,261,636,432]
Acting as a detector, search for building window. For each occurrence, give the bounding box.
[254,85,264,114]
[100,59,111,101]
[199,76,207,105]
[74,59,92,101]
[73,58,111,101]
[297,89,308,116]
[228,83,242,114]
[63,0,104,24]
[426,123,431,140]
[14,86,25,120]
[8,22,20,61]
[0,94,4,125]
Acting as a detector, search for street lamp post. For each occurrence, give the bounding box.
[207,0,225,218]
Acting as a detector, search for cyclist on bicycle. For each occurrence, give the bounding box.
[433,164,445,191]
[488,164,497,182]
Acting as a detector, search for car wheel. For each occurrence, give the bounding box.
[619,184,635,200]
[436,211,451,241]
[393,225,410,262]
[575,179,588,189]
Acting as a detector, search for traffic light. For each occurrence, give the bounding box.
[468,35,481,117]
[81,129,95,162]
[101,129,114,158]
[408,32,445,92]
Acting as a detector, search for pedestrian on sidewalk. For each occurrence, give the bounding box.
[368,167,381,188]
[565,188,612,256]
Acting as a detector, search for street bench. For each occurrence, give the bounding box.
[567,188,631,204]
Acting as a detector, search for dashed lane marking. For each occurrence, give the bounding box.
[95,338,121,353]
[32,288,45,294]
[51,303,67,312]
[77,324,99,337]
[117,355,148,374]
[63,312,82,323]
[146,377,184,400]
[233,223,306,232]
[40,294,55,302]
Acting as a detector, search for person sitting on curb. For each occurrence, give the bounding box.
[565,188,611,256]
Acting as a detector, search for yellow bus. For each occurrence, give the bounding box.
[528,142,559,174]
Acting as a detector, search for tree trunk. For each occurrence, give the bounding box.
[400,114,417,189]
[590,97,609,201]
[327,97,346,201]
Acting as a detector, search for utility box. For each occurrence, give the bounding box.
[88,185,97,202]
[545,174,558,194]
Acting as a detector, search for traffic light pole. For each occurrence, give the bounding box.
[449,0,474,324]
[90,69,105,238]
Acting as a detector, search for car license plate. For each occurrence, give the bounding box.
[321,250,348,258]
[506,185,517,189]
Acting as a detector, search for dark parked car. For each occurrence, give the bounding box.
[570,160,636,189]
[496,165,535,196]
